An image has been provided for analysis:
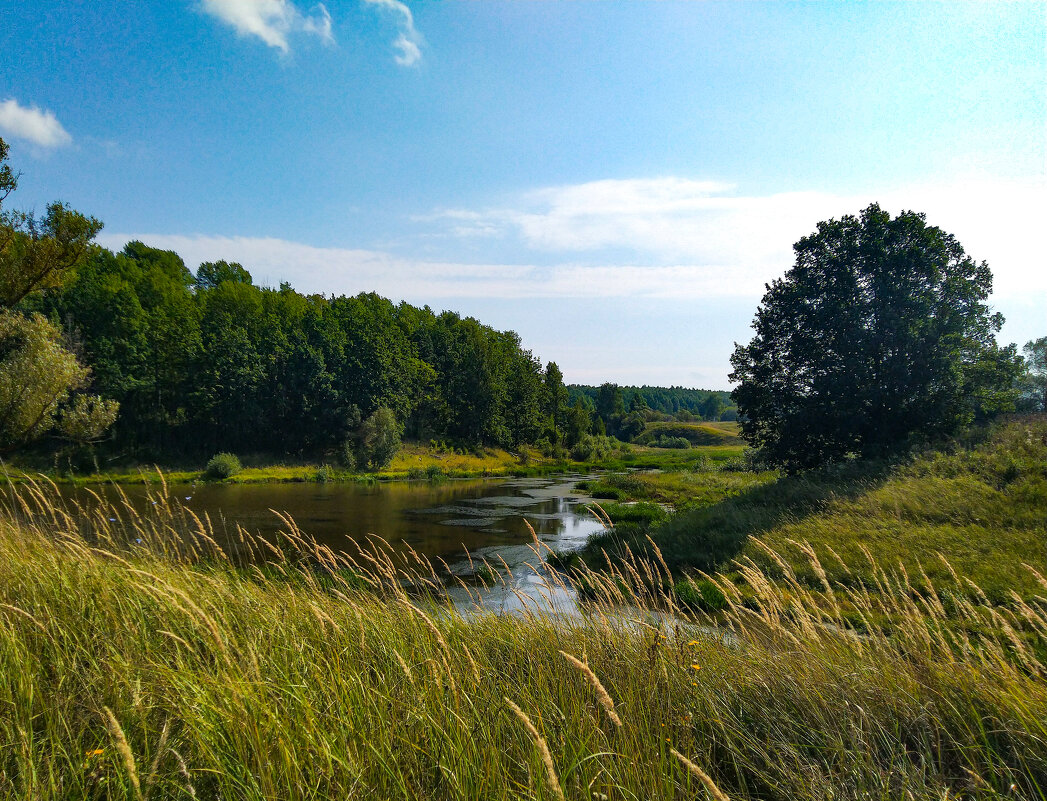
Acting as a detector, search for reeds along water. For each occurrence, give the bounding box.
[1,475,1045,800]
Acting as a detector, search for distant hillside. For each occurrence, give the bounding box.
[633,421,743,446]
[568,384,736,420]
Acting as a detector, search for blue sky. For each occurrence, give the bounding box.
[1,1,1044,388]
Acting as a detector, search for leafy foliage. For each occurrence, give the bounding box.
[0,138,103,310]
[1020,336,1047,412]
[30,247,553,461]
[730,204,1023,471]
[205,452,242,480]
[0,311,88,452]
[57,394,120,447]
[571,384,734,423]
[357,407,401,469]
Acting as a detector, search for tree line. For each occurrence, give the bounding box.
[569,384,735,422]
[17,241,587,463]
[1,136,590,464]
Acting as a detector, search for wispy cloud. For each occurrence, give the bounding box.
[94,234,763,304]
[101,173,1047,307]
[0,98,72,149]
[427,175,1047,299]
[363,0,423,66]
[201,0,333,53]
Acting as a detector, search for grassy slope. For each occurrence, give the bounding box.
[1,484,1045,800]
[633,421,744,447]
[579,419,1047,603]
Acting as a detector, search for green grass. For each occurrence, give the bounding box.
[6,441,745,487]
[1,478,1046,799]
[633,421,744,447]
[578,468,775,507]
[576,418,1047,606]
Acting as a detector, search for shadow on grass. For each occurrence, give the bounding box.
[579,460,897,575]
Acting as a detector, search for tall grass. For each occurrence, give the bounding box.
[1,476,1045,799]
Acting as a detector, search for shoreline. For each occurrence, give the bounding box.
[4,441,745,487]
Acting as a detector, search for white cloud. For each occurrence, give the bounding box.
[94,233,763,306]
[0,98,72,149]
[99,172,1047,308]
[363,0,423,66]
[201,0,333,52]
[430,175,1047,300]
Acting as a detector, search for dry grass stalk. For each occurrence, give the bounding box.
[392,648,415,686]
[558,650,622,727]
[670,748,730,801]
[504,697,565,801]
[144,717,171,798]
[103,706,144,801]
[168,748,196,798]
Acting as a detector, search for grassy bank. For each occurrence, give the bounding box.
[4,440,747,487]
[1,479,1046,799]
[574,418,1047,606]
[2,444,554,486]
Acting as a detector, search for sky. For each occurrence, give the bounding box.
[1,1,1044,389]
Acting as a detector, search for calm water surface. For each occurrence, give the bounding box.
[71,475,606,614]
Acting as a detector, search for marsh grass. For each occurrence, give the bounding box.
[1,473,1045,799]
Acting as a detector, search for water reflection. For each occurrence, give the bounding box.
[69,475,606,614]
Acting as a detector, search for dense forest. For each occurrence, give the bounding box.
[14,240,727,466]
[568,385,735,421]
[19,242,547,460]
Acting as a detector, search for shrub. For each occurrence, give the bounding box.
[652,435,690,449]
[205,452,241,480]
[357,407,401,470]
[720,448,770,473]
[689,454,711,472]
[338,440,357,470]
[570,435,624,462]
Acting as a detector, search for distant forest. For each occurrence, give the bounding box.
[568,385,736,422]
[21,242,728,464]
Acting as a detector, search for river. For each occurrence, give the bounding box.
[64,474,607,614]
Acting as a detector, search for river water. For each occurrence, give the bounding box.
[66,475,607,614]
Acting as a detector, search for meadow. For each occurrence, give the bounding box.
[1,436,1046,800]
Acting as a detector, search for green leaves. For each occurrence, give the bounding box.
[731,203,1023,471]
[0,311,89,451]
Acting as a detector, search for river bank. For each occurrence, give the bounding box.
[3,440,746,486]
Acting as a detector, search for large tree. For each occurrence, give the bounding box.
[730,203,1022,471]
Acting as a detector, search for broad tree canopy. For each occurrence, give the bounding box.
[730,203,1022,471]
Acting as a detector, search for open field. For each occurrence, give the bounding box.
[1,473,1046,799]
